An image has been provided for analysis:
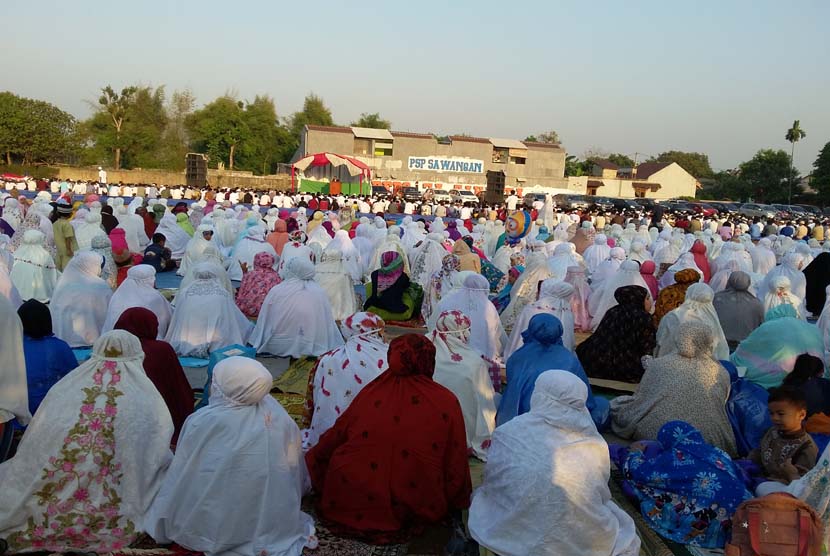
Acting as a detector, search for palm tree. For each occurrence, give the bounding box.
[785,120,806,203]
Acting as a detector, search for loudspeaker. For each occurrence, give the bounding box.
[185,153,208,188]
[485,170,505,204]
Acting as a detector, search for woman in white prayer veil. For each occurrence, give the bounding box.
[468,370,640,556]
[75,210,105,250]
[0,330,174,554]
[655,282,730,361]
[590,260,653,332]
[409,232,449,287]
[165,263,254,358]
[590,246,626,293]
[227,226,277,282]
[176,244,233,300]
[546,242,581,281]
[748,237,774,275]
[210,208,237,252]
[762,275,805,320]
[627,238,652,264]
[306,218,333,251]
[430,273,507,362]
[50,251,113,348]
[505,279,576,359]
[500,251,554,333]
[351,223,375,279]
[650,228,671,255]
[0,263,22,308]
[0,234,14,272]
[0,295,30,436]
[155,212,191,259]
[142,357,317,556]
[69,207,88,233]
[250,257,343,358]
[314,240,358,321]
[582,234,611,274]
[115,204,149,253]
[653,236,683,267]
[178,224,217,277]
[369,225,411,275]
[325,229,362,282]
[759,251,807,302]
[658,251,703,289]
[101,264,173,337]
[709,258,760,295]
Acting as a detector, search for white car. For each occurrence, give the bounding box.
[428,189,453,203]
[449,190,478,204]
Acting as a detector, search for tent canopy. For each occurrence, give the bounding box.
[292,152,371,193]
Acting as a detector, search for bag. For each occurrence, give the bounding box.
[725,493,823,556]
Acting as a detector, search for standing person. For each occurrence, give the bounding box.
[50,201,78,271]
[98,166,107,184]
[505,190,519,212]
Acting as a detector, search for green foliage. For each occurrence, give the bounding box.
[739,149,800,203]
[650,151,714,179]
[0,91,80,165]
[564,155,588,177]
[1,164,58,179]
[186,96,250,170]
[351,112,391,129]
[786,120,806,144]
[280,93,336,163]
[607,153,635,167]
[525,130,560,144]
[811,141,830,199]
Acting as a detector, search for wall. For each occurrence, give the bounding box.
[55,166,292,191]
[646,163,698,199]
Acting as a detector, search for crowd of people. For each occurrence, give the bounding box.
[2,179,830,555]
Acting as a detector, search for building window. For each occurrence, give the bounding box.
[374,142,393,157]
[354,138,371,156]
[509,156,526,165]
[634,189,646,198]
[492,148,508,163]
[587,186,599,196]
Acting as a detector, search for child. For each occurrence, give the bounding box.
[750,385,819,496]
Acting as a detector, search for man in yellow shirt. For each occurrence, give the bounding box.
[51,201,78,271]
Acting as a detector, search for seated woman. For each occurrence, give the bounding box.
[489,266,520,314]
[363,251,423,322]
[782,353,830,417]
[17,299,77,418]
[315,241,358,322]
[617,421,750,549]
[422,254,460,322]
[577,285,656,383]
[143,357,317,556]
[1,296,29,460]
[235,252,281,319]
[655,283,730,361]
[303,312,388,450]
[10,229,59,303]
[504,279,575,358]
[102,264,173,337]
[305,334,471,544]
[469,371,640,556]
[732,304,824,389]
[712,271,765,352]
[431,310,497,460]
[50,251,113,348]
[250,257,343,358]
[652,267,700,326]
[165,263,254,358]
[611,322,738,456]
[0,330,174,553]
[451,239,481,273]
[499,313,609,429]
[114,307,194,443]
[762,275,805,320]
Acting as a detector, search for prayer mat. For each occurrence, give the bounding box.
[590,376,639,394]
[73,348,210,369]
[302,502,409,556]
[608,469,694,556]
[271,356,318,428]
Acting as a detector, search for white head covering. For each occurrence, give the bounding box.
[0,295,29,425]
[0,330,174,553]
[501,252,555,333]
[658,251,703,289]
[760,251,807,303]
[656,282,730,361]
[547,242,581,281]
[0,262,22,308]
[590,246,626,290]
[505,279,576,359]
[75,211,105,250]
[468,370,640,556]
[165,263,254,357]
[581,234,611,274]
[227,227,278,282]
[762,275,803,319]
[10,230,59,303]
[50,251,113,347]
[590,260,653,331]
[101,265,173,337]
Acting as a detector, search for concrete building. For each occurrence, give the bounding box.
[293,125,567,195]
[590,159,621,179]
[568,161,700,200]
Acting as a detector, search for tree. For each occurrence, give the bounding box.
[564,155,588,177]
[651,151,714,179]
[96,85,138,169]
[237,95,290,175]
[351,112,391,129]
[525,130,560,144]
[186,96,250,170]
[281,93,335,162]
[607,153,635,167]
[0,92,79,165]
[811,141,830,199]
[738,149,799,203]
[785,120,807,203]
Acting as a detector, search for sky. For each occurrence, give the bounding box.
[3,0,829,174]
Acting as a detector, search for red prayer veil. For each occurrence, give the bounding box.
[387,334,435,377]
[690,239,712,283]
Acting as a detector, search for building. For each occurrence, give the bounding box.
[569,161,700,200]
[293,125,567,195]
[590,159,620,179]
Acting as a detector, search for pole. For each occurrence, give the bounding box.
[789,142,795,205]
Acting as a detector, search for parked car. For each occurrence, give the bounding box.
[426,189,452,203]
[687,202,718,217]
[589,196,616,211]
[554,194,591,210]
[612,198,643,211]
[401,187,422,202]
[636,198,659,211]
[796,204,821,216]
[371,185,390,197]
[449,189,478,204]
[739,203,777,219]
[523,192,547,208]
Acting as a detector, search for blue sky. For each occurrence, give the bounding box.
[3,0,828,173]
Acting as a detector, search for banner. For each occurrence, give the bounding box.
[408,156,484,174]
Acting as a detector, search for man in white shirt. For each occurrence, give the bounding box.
[108,183,121,197]
[50,180,61,193]
[229,190,239,204]
[259,193,271,206]
[147,184,158,199]
[98,167,108,184]
[505,190,519,211]
[460,205,472,219]
[170,187,182,200]
[371,199,385,213]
